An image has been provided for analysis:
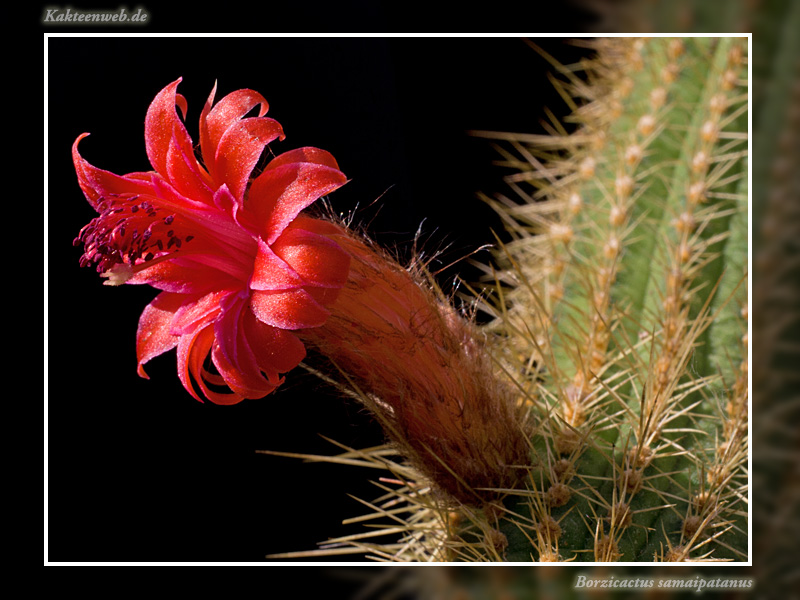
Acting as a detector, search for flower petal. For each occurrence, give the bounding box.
[243,307,307,374]
[200,87,270,171]
[213,116,284,201]
[172,296,251,405]
[211,343,280,402]
[246,161,347,244]
[165,127,214,204]
[176,322,217,403]
[128,256,243,294]
[250,287,331,330]
[263,146,341,172]
[144,79,196,180]
[272,226,351,290]
[212,295,281,399]
[290,215,350,238]
[170,289,228,335]
[135,292,185,378]
[249,238,306,291]
[72,134,155,209]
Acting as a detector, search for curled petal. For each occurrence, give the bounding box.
[200,88,269,168]
[250,287,331,330]
[144,79,196,180]
[213,117,285,201]
[264,146,341,172]
[170,289,228,335]
[172,295,242,404]
[72,134,155,208]
[246,161,347,243]
[197,80,218,167]
[136,292,186,378]
[210,343,280,403]
[177,322,219,403]
[165,127,214,204]
[136,290,226,398]
[212,295,282,400]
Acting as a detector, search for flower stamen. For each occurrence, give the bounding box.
[75,193,195,276]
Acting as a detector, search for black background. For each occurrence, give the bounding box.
[47,35,593,563]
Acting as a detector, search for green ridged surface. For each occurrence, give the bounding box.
[492,38,748,562]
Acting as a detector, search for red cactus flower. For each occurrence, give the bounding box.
[73,79,351,404]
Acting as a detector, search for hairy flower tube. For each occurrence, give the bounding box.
[73,79,350,404]
[295,220,533,504]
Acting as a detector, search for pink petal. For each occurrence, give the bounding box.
[290,215,351,238]
[174,301,251,405]
[246,162,347,244]
[212,295,281,399]
[200,87,269,177]
[170,289,228,335]
[165,127,214,204]
[176,323,217,403]
[144,79,196,180]
[272,226,351,290]
[203,88,269,150]
[135,292,185,378]
[128,256,242,294]
[264,147,341,172]
[211,342,280,401]
[249,238,306,291]
[149,173,217,215]
[72,134,155,208]
[213,117,284,201]
[198,81,217,176]
[212,183,237,215]
[243,307,307,374]
[250,287,331,330]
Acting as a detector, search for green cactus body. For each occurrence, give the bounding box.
[483,37,748,563]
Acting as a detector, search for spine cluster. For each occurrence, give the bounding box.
[480,37,748,563]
